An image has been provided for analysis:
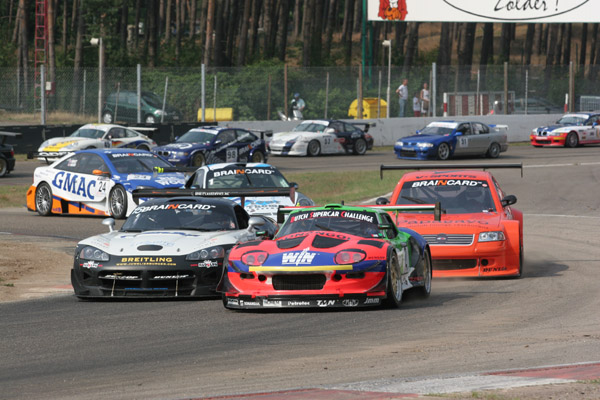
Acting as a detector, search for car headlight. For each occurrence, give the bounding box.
[396,141,404,146]
[79,246,110,261]
[478,231,506,242]
[548,130,566,136]
[241,251,268,266]
[417,142,434,149]
[186,246,225,260]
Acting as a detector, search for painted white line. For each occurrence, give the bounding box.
[525,161,600,168]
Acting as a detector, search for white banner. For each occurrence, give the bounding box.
[367,0,597,23]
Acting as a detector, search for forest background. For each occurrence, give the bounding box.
[3,0,600,121]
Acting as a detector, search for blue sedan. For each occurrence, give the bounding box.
[153,126,270,167]
[394,121,509,160]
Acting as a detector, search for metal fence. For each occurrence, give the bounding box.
[1,63,599,123]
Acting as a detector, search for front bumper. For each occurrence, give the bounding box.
[224,294,384,309]
[393,144,435,160]
[530,134,566,147]
[269,142,307,156]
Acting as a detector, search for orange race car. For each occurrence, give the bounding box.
[377,164,523,278]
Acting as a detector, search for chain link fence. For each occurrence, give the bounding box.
[1,64,599,122]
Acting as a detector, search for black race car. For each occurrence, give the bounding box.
[0,131,19,177]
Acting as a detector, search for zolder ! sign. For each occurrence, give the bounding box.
[367,0,594,23]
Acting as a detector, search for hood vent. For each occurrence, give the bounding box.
[312,235,347,249]
[277,236,306,249]
[137,245,163,251]
[357,239,385,248]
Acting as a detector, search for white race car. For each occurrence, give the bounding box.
[36,123,156,161]
[269,119,374,156]
[530,112,600,147]
[70,196,277,298]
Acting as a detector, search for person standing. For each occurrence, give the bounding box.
[291,93,306,120]
[420,82,430,117]
[412,92,421,117]
[395,78,408,117]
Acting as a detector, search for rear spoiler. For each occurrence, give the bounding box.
[132,186,296,206]
[27,151,72,164]
[276,203,442,224]
[248,129,273,140]
[350,122,376,133]
[380,163,523,178]
[153,166,199,174]
[0,131,21,145]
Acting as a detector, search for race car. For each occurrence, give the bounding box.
[71,196,278,299]
[35,123,157,161]
[152,126,270,166]
[394,121,509,161]
[219,203,433,309]
[377,164,523,278]
[269,120,374,156]
[26,149,186,219]
[0,131,19,177]
[530,112,600,147]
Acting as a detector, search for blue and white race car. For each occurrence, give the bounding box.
[26,149,186,219]
[530,112,600,147]
[394,121,509,161]
[152,126,270,167]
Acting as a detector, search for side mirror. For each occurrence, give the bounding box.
[501,195,517,207]
[289,182,299,189]
[324,127,336,134]
[174,136,179,141]
[455,131,464,136]
[376,197,389,205]
[214,139,222,145]
[102,217,116,232]
[93,169,111,177]
[248,216,265,231]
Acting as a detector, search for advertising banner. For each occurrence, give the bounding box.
[367,0,597,23]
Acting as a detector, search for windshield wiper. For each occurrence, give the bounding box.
[401,195,428,204]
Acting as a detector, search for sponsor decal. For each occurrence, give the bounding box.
[131,203,216,214]
[239,300,260,307]
[82,260,100,269]
[198,260,219,268]
[212,168,274,178]
[104,274,138,280]
[290,210,375,224]
[287,300,311,306]
[117,256,176,266]
[364,297,381,304]
[52,171,97,199]
[410,179,486,188]
[262,300,283,307]
[227,298,239,306]
[282,247,317,265]
[342,299,360,307]
[110,152,154,158]
[154,274,191,279]
[126,174,152,181]
[317,299,337,307]
[155,176,186,186]
[482,266,508,273]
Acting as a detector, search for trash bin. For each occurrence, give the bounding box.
[197,107,234,122]
[348,98,387,119]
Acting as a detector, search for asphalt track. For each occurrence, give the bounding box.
[1,145,600,399]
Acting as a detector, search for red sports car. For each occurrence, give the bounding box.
[378,164,524,278]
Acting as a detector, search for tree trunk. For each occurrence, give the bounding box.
[500,23,511,63]
[524,23,535,66]
[18,0,28,109]
[61,0,68,53]
[134,0,141,49]
[580,23,588,67]
[247,0,261,62]
[394,21,406,55]
[71,0,84,113]
[175,0,182,61]
[262,0,274,58]
[342,0,354,65]
[188,0,197,39]
[312,0,324,65]
[213,0,226,66]
[203,0,216,66]
[402,22,420,76]
[236,0,251,65]
[323,0,336,59]
[48,0,57,87]
[120,0,129,52]
[302,0,314,67]
[147,0,158,66]
[293,0,302,42]
[352,0,361,32]
[276,0,290,62]
[165,0,172,42]
[562,23,572,65]
[546,24,559,66]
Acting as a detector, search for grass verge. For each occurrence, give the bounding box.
[0,185,29,208]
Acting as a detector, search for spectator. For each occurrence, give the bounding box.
[291,93,306,120]
[395,78,408,117]
[412,92,421,117]
[420,82,430,117]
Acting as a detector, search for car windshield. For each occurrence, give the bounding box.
[142,92,164,108]
[557,115,587,125]
[204,167,290,188]
[108,153,173,173]
[176,130,215,144]
[292,122,328,132]
[397,179,496,214]
[419,124,457,136]
[276,210,379,238]
[70,128,105,139]
[122,202,238,232]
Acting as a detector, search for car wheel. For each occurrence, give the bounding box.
[145,115,157,124]
[417,248,432,297]
[102,111,113,124]
[353,138,367,155]
[566,132,579,148]
[109,185,128,219]
[437,142,451,160]
[514,243,524,278]
[307,140,321,156]
[137,144,150,151]
[0,158,7,177]
[486,142,501,158]
[251,150,265,163]
[191,152,206,167]
[383,253,403,308]
[35,182,53,216]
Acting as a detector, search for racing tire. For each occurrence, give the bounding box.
[136,144,150,151]
[486,142,501,159]
[191,152,206,167]
[565,132,579,148]
[35,182,53,216]
[307,140,321,157]
[0,158,7,177]
[108,185,128,219]
[383,253,403,308]
[102,111,113,124]
[417,248,433,297]
[514,244,524,279]
[532,145,543,148]
[145,115,157,124]
[437,143,451,160]
[353,138,368,155]
[251,150,265,163]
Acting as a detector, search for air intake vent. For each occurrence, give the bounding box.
[137,245,163,251]
[272,274,326,290]
[312,235,346,248]
[277,236,306,249]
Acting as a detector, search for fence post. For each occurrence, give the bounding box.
[162,76,169,123]
[136,64,142,123]
[201,64,205,122]
[213,75,217,122]
[504,62,508,115]
[41,64,46,125]
[432,62,437,117]
[267,74,271,120]
[325,72,329,119]
[569,61,574,112]
[358,64,363,119]
[284,64,288,120]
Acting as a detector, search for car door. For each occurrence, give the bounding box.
[468,122,492,155]
[235,129,260,161]
[583,115,600,142]
[51,153,110,206]
[452,123,474,156]
[107,127,127,148]
[324,121,346,154]
[211,129,238,163]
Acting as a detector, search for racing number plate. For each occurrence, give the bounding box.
[458,137,469,147]
[226,148,238,162]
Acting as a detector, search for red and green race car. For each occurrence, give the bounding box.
[219,203,435,309]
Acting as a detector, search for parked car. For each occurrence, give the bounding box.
[490,97,563,115]
[102,90,182,124]
[152,126,269,167]
[530,112,600,147]
[0,131,19,177]
[394,121,508,160]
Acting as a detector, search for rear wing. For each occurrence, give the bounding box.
[489,124,509,132]
[132,186,295,206]
[350,122,376,133]
[380,163,523,178]
[248,129,273,140]
[27,151,72,164]
[276,203,442,224]
[0,131,21,145]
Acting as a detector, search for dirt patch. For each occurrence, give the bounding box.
[425,381,600,399]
